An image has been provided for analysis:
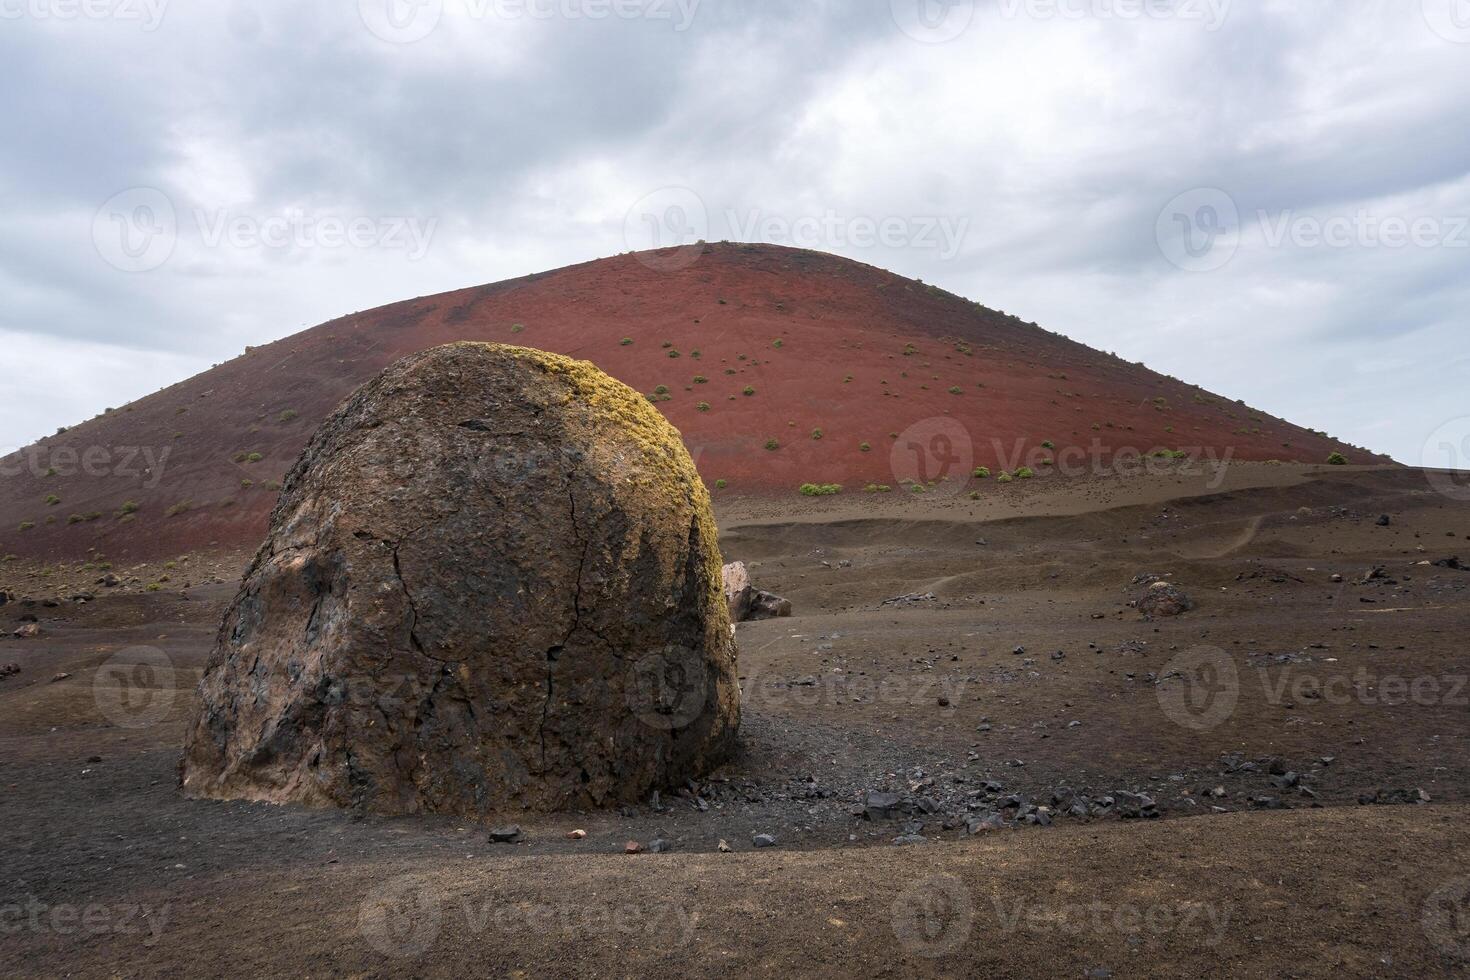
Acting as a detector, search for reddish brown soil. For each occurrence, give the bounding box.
[0,244,1379,562]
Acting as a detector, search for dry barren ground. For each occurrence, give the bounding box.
[3,464,1470,978]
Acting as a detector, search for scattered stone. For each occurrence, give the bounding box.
[1113,791,1159,819]
[752,833,777,848]
[1376,514,1391,527]
[0,663,19,679]
[717,839,732,853]
[12,623,41,639]
[881,592,939,607]
[50,672,70,683]
[566,829,587,840]
[624,840,645,854]
[649,838,671,853]
[1137,583,1193,618]
[863,790,903,821]
[488,825,523,844]
[1359,788,1431,806]
[180,343,740,817]
[965,813,1007,834]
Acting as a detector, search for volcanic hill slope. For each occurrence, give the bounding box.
[0,243,1377,560]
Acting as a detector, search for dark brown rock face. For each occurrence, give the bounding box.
[180,342,739,816]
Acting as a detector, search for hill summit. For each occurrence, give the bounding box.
[0,243,1374,559]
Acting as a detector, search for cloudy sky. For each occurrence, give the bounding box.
[3,0,1467,465]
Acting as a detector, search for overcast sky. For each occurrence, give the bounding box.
[3,0,1467,465]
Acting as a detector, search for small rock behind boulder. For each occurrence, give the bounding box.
[722,561,792,622]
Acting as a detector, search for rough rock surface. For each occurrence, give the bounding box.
[722,561,793,622]
[180,342,739,816]
[1138,581,1194,618]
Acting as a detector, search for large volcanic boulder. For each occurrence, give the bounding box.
[179,342,739,816]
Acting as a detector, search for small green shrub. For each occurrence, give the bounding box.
[743,386,756,397]
[510,323,525,333]
[764,439,780,451]
[772,339,783,349]
[278,409,298,423]
[620,337,633,346]
[667,349,681,358]
[859,442,871,452]
[799,483,842,496]
[18,521,34,531]
[118,500,139,516]
[811,429,823,440]
[696,402,710,412]
[165,501,191,518]
[1327,452,1347,465]
[693,375,708,384]
[996,471,1013,483]
[948,386,962,395]
[1016,467,1035,479]
[972,467,990,479]
[44,494,60,506]
[715,479,727,489]
[1041,440,1054,450]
